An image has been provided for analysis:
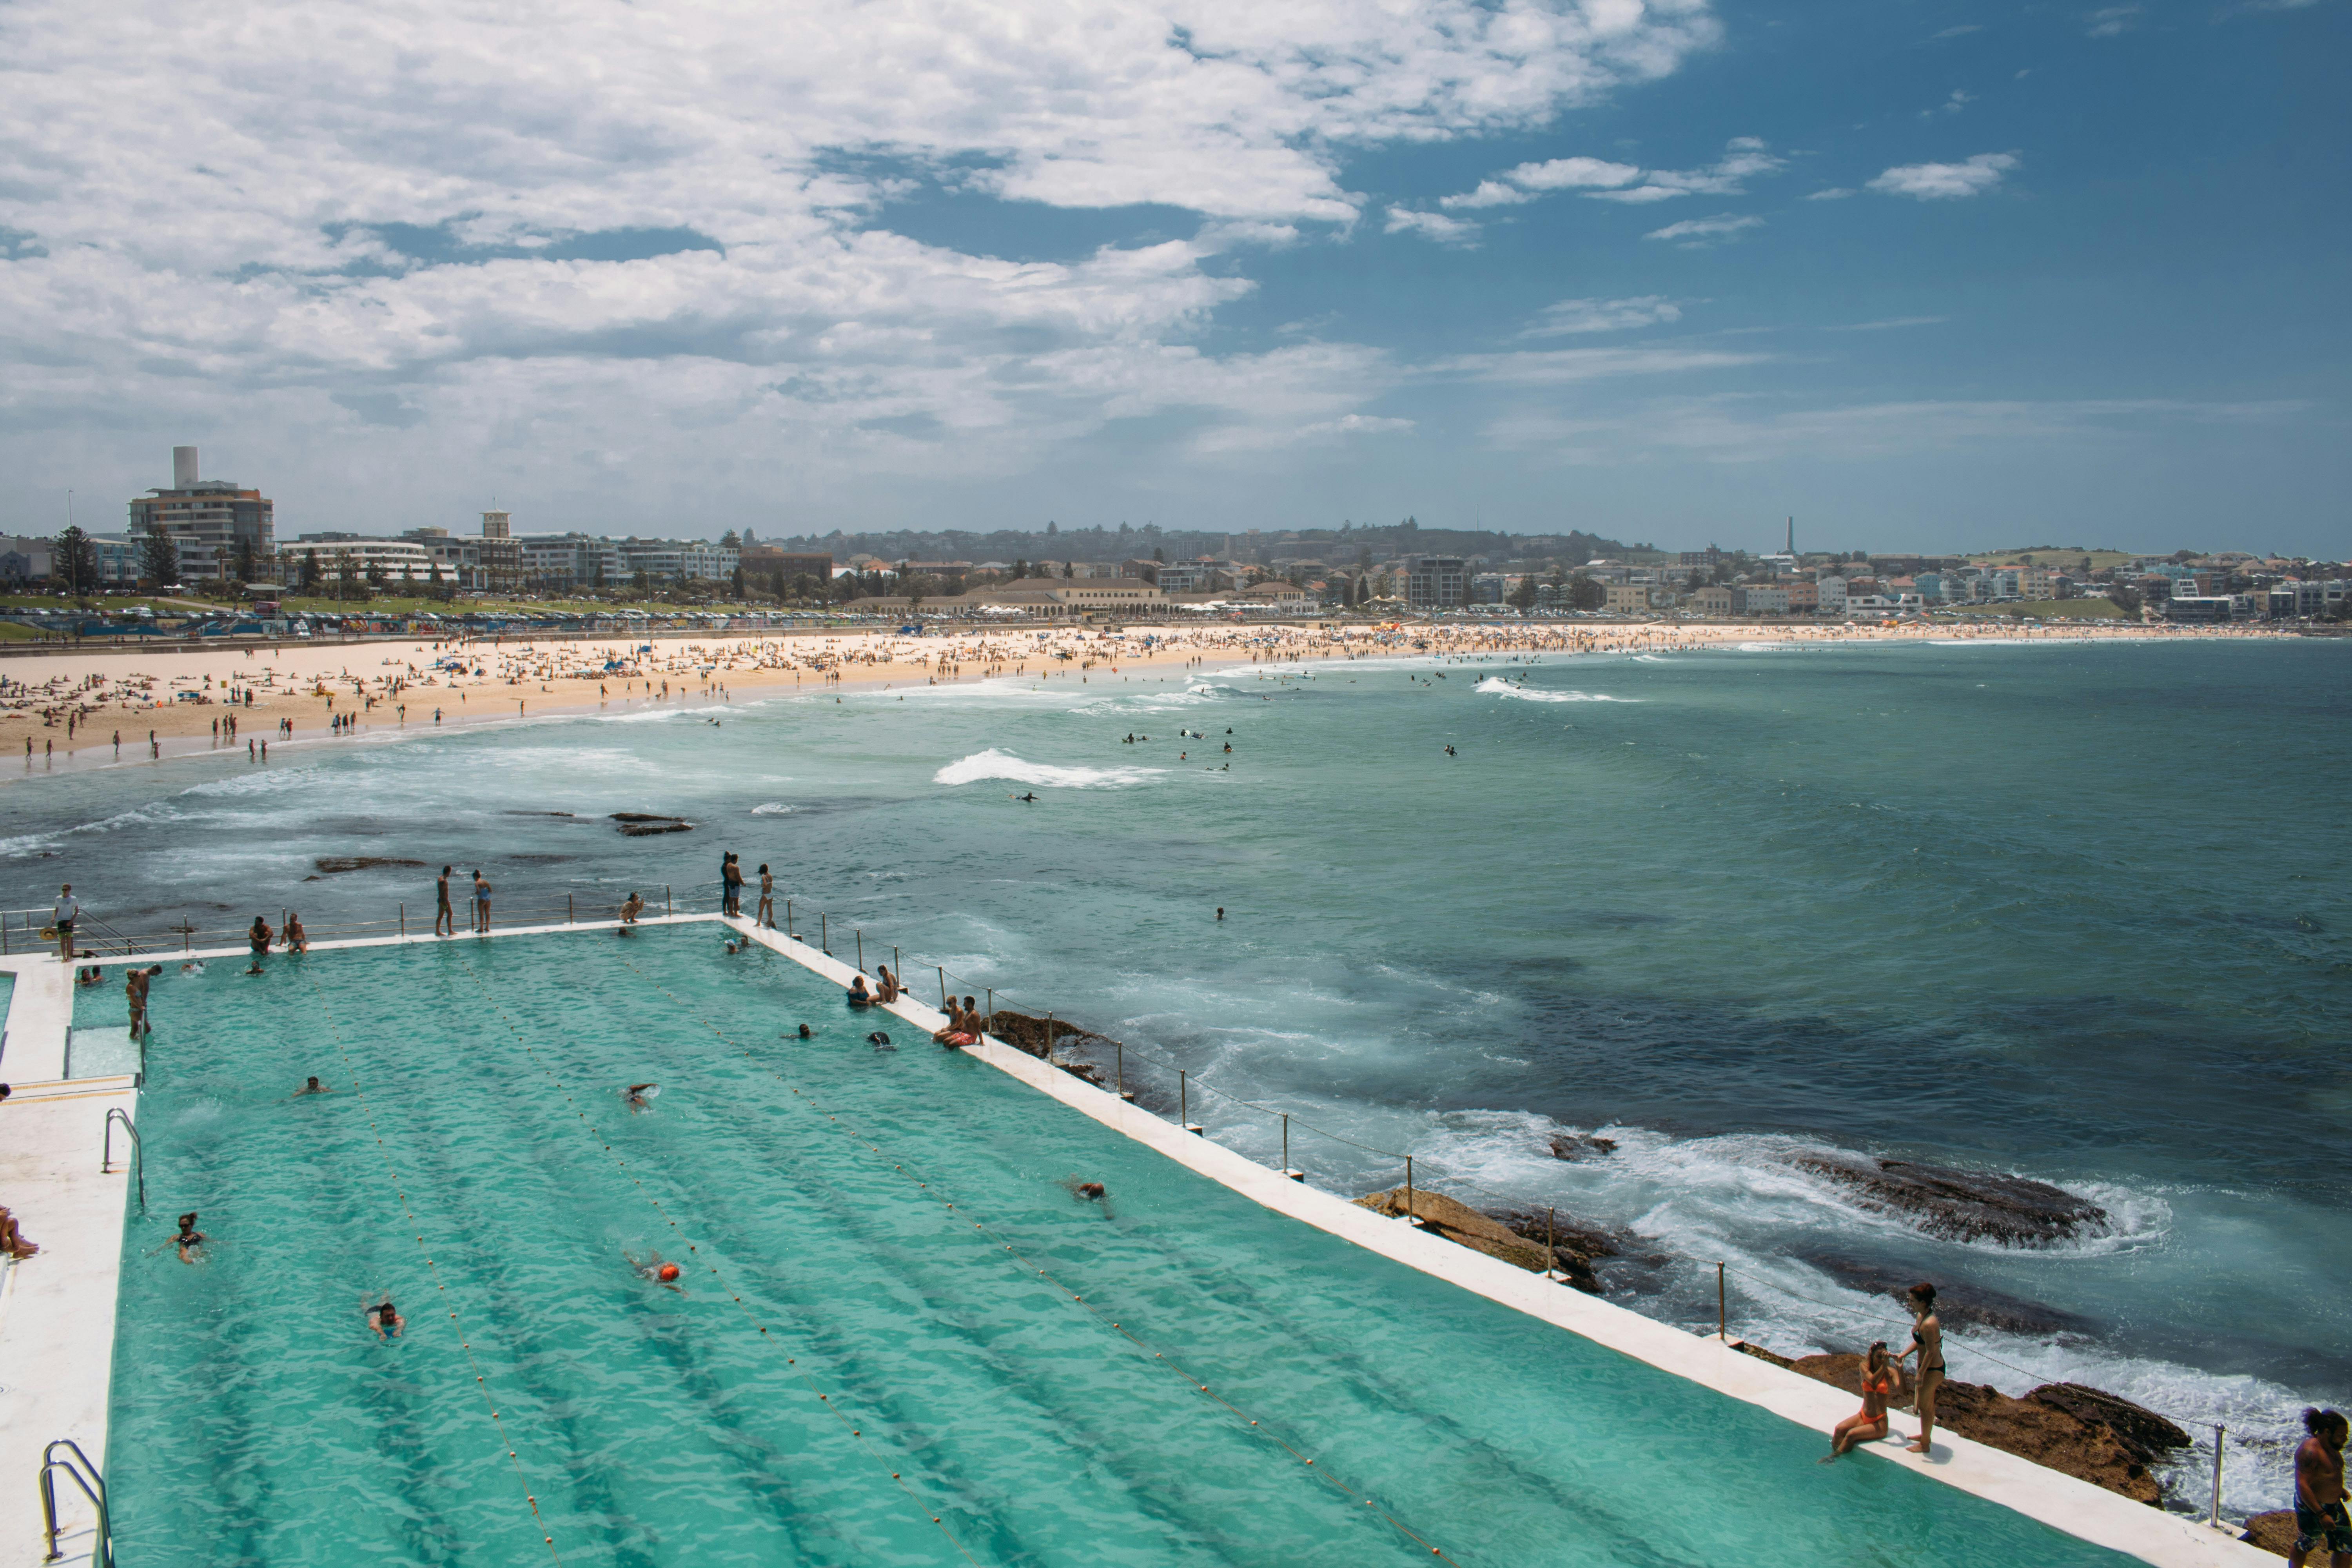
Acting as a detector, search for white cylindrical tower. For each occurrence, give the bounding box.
[173,446,199,487]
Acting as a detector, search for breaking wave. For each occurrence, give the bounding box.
[1474,678,1639,703]
[933,749,1162,789]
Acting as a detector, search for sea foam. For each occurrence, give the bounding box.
[933,748,1161,789]
[1474,677,1639,702]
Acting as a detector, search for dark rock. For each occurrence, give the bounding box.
[2242,1510,2297,1557]
[1790,1152,2109,1247]
[618,820,692,836]
[1482,1207,1622,1294]
[1350,1189,1615,1294]
[2026,1383,2192,1468]
[984,1010,1087,1060]
[1800,1254,2093,1337]
[1787,1355,2162,1505]
[504,810,576,817]
[1548,1133,1618,1161]
[312,856,426,874]
[1733,1340,1796,1369]
[608,812,675,822]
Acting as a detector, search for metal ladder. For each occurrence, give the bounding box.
[39,1438,113,1566]
[103,1108,144,1212]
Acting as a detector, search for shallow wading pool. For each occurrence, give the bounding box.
[98,928,2139,1566]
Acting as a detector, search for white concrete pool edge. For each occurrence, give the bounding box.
[0,955,137,1568]
[720,915,2268,1568]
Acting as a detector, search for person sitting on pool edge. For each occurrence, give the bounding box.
[367,1296,405,1338]
[282,912,309,954]
[616,891,644,933]
[846,973,875,1007]
[933,998,977,1049]
[874,964,901,1004]
[1822,1342,1904,1461]
[246,916,274,973]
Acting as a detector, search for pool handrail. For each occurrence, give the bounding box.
[102,1107,143,1212]
[38,1437,113,1568]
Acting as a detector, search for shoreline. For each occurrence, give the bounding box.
[0,618,2285,781]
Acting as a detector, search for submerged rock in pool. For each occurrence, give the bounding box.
[1789,1152,2109,1247]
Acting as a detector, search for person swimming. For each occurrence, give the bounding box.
[367,1296,405,1338]
[1061,1177,1114,1216]
[795,1023,813,1039]
[623,1082,659,1111]
[294,1076,330,1096]
[626,1250,685,1292]
[171,1212,207,1264]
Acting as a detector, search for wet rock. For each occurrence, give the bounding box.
[1789,1152,2109,1247]
[2026,1383,2191,1468]
[1800,1254,2093,1337]
[1732,1340,1796,1369]
[312,856,426,874]
[984,1010,1088,1060]
[1548,1133,1618,1161]
[1787,1354,2162,1505]
[2241,1510,2297,1557]
[1352,1189,1613,1292]
[1482,1207,1622,1294]
[608,812,674,822]
[615,817,692,836]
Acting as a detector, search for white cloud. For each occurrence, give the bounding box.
[2085,5,2142,34]
[1521,296,1684,336]
[1438,156,1642,208]
[1588,137,1784,203]
[1931,24,1984,38]
[1642,213,1764,246]
[1435,345,1769,384]
[1385,208,1482,245]
[1805,187,1857,201]
[0,0,1724,524]
[1922,89,1974,117]
[1867,152,2018,199]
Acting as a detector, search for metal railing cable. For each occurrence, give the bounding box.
[449,956,984,1566]
[610,944,1466,1566]
[298,969,566,1563]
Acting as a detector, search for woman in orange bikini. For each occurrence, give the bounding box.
[1824,1341,1904,1460]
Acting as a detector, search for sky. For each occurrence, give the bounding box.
[0,0,2343,557]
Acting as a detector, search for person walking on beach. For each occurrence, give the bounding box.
[2292,1409,2352,1568]
[756,864,774,927]
[472,870,492,933]
[435,866,455,937]
[1897,1283,1945,1455]
[52,884,78,964]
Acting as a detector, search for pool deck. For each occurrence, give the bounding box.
[0,915,2274,1568]
[0,955,139,1568]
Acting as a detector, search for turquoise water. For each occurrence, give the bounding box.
[22,636,2352,1510]
[101,927,2136,1566]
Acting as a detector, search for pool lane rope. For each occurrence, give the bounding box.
[451,959,984,1568]
[299,970,566,1564]
[599,951,1463,1566]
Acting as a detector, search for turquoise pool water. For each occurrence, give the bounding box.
[100,927,2140,1566]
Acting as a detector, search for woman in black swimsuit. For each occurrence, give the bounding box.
[1897,1283,1945,1454]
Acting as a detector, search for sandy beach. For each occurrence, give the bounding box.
[0,617,2271,773]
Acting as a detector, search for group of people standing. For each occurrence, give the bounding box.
[718,853,775,925]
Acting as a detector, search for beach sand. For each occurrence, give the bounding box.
[0,617,2262,772]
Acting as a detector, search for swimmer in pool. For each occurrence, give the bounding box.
[171,1212,207,1264]
[367,1296,405,1338]
[626,1250,686,1293]
[1061,1178,1114,1217]
[623,1082,658,1112]
[294,1076,330,1096]
[795,1023,813,1039]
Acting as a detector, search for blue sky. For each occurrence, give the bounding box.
[0,0,2343,555]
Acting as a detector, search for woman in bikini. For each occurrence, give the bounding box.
[1823,1341,1904,1460]
[1897,1283,1945,1454]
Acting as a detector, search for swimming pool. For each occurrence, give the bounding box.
[97,928,2142,1566]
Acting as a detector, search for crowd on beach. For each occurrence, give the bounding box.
[0,614,2281,768]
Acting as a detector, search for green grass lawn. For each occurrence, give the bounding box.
[1943,597,2131,619]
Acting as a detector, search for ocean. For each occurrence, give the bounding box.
[9,633,2346,1514]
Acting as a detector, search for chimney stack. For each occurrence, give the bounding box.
[173,446,199,488]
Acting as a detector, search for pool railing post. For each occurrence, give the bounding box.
[2210,1426,2225,1528]
[938,967,946,1009]
[666,885,671,914]
[1405,1156,1416,1223]
[821,914,828,953]
[399,904,405,940]
[893,945,900,980]
[986,988,993,1033]
[1717,1263,1726,1340]
[856,930,863,971]
[786,898,793,937]
[568,893,573,924]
